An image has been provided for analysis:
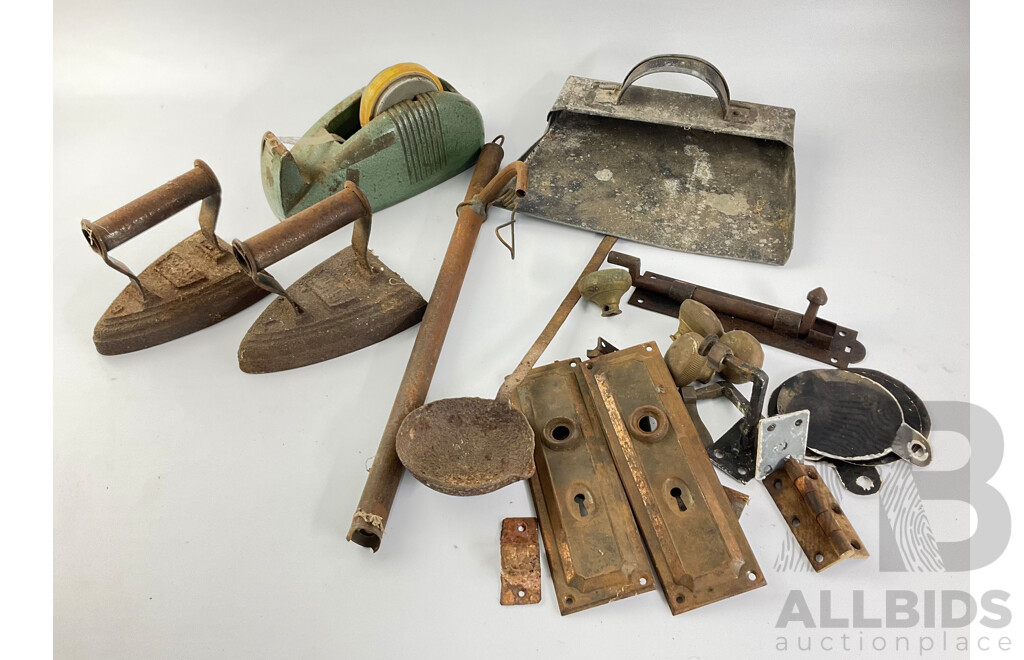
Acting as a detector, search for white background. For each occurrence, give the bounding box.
[28,1,1018,658]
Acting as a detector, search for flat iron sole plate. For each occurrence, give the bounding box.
[515,113,795,265]
[238,247,426,373]
[94,231,268,355]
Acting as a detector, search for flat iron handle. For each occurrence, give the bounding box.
[231,181,372,313]
[614,54,732,119]
[232,181,370,272]
[81,159,222,298]
[81,160,221,252]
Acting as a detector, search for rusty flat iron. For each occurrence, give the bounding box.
[232,181,426,373]
[81,160,270,355]
[503,54,797,265]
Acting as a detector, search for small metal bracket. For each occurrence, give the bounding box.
[585,336,619,359]
[500,518,541,606]
[701,356,768,484]
[754,411,810,480]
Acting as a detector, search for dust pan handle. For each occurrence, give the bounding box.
[614,54,732,119]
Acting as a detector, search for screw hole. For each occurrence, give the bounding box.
[747,571,757,581]
[791,517,801,527]
[713,449,724,459]
[645,345,653,352]
[773,479,783,490]
[676,595,685,604]
[838,330,847,337]
[815,553,824,563]
[565,596,574,605]
[851,540,862,550]
[639,576,648,586]
[518,590,526,598]
[517,524,525,532]
[737,466,748,476]
[832,506,842,516]
[552,425,571,441]
[830,357,839,364]
[637,298,645,304]
[808,472,818,480]
[767,423,777,432]
[637,415,658,433]
[794,418,803,426]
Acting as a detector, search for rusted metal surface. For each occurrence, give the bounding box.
[236,247,425,374]
[610,251,866,368]
[497,235,619,404]
[82,160,268,355]
[513,357,655,615]
[392,227,609,499]
[584,343,766,614]
[232,181,426,373]
[499,518,541,605]
[502,55,796,265]
[585,336,619,359]
[765,458,869,571]
[233,182,372,293]
[724,487,750,519]
[347,139,528,551]
[395,398,535,496]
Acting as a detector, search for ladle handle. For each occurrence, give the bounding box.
[614,54,733,120]
[81,160,222,297]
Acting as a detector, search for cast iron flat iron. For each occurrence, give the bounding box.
[233,181,426,374]
[262,62,485,219]
[81,160,269,355]
[501,54,797,265]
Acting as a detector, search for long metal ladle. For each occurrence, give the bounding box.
[348,137,527,552]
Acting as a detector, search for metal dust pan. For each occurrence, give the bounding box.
[502,54,797,265]
[232,181,425,373]
[81,159,269,355]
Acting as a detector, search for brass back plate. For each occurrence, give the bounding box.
[582,343,766,614]
[515,358,656,615]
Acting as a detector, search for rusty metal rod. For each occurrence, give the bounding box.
[348,138,527,552]
[497,235,618,403]
[82,160,220,253]
[231,181,371,275]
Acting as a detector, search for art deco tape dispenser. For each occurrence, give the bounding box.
[261,62,485,218]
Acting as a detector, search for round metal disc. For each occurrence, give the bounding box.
[396,397,535,496]
[769,369,904,462]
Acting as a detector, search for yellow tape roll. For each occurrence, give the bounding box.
[358,63,443,127]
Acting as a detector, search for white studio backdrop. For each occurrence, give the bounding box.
[54,2,987,659]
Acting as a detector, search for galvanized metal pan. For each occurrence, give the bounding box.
[502,54,796,265]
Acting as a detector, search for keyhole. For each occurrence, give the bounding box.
[670,486,687,512]
[574,493,589,517]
